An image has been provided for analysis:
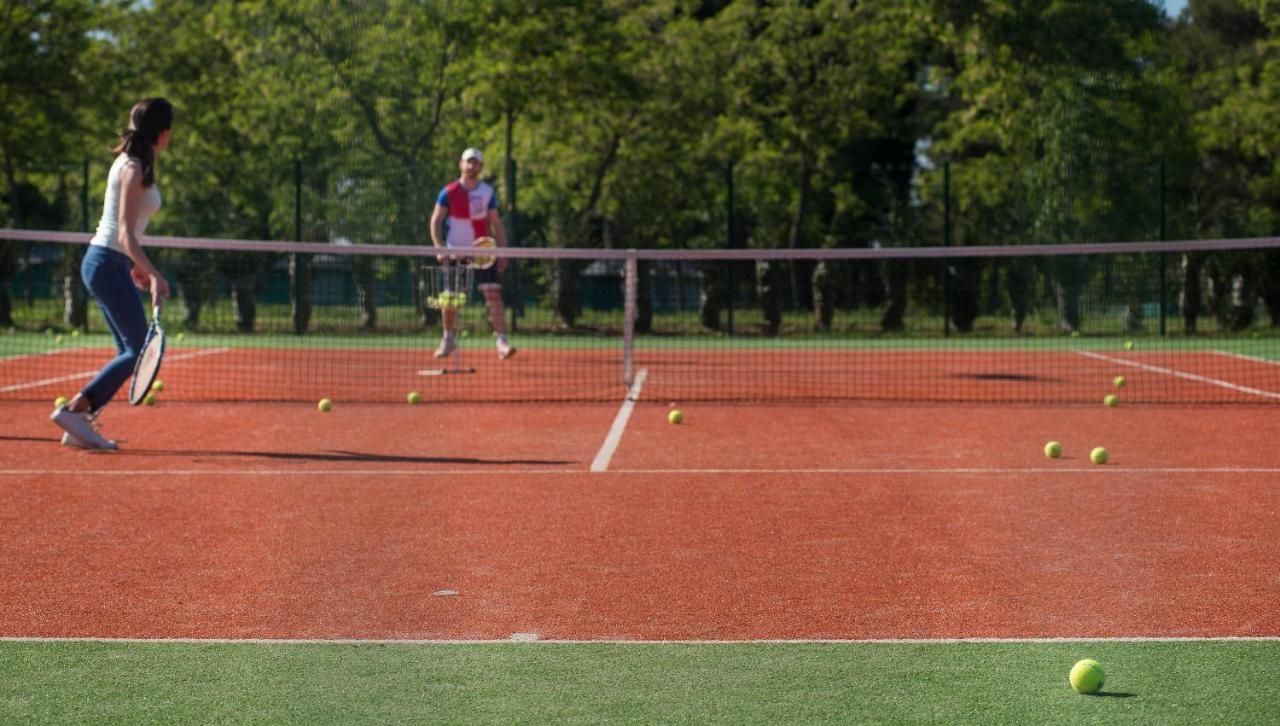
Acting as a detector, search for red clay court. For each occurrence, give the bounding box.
[2,366,1278,642]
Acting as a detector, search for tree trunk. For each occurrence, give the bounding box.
[699,261,722,331]
[1053,257,1087,333]
[1181,253,1201,334]
[354,256,377,330]
[231,274,257,333]
[0,287,11,328]
[62,272,88,329]
[290,253,312,334]
[552,259,583,328]
[756,260,782,335]
[880,260,908,332]
[1227,273,1254,331]
[1007,259,1031,333]
[788,157,812,312]
[949,259,979,333]
[811,260,836,331]
[635,259,652,333]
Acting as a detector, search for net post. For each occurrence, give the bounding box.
[624,254,637,389]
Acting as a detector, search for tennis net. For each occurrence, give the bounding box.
[2,229,1278,405]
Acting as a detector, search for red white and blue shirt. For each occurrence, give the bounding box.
[437,180,498,248]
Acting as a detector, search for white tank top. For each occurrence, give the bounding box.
[90,154,161,254]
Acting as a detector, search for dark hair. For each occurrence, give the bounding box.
[114,98,173,188]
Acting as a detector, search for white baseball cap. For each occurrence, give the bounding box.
[461,148,484,162]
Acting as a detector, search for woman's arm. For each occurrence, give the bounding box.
[117,163,169,302]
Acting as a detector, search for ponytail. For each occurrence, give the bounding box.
[113,98,173,188]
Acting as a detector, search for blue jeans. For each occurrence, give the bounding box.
[80,245,147,411]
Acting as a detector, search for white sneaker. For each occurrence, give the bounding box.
[61,432,96,450]
[434,336,457,358]
[50,407,118,450]
[497,339,516,360]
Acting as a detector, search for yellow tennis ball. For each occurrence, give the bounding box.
[1044,441,1062,459]
[1124,340,1134,350]
[461,329,471,338]
[318,398,332,413]
[175,331,185,341]
[1113,375,1126,388]
[407,391,422,404]
[54,335,63,344]
[1069,659,1105,694]
[1090,447,1108,465]
[71,329,80,337]
[152,379,164,392]
[1104,394,1118,408]
[668,409,683,425]
[54,396,69,409]
[143,392,157,406]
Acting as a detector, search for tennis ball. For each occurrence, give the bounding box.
[1044,441,1062,459]
[143,392,157,406]
[1090,447,1108,465]
[175,331,185,341]
[407,391,422,404]
[668,409,683,425]
[1104,394,1118,408]
[1114,375,1126,388]
[152,379,164,392]
[54,396,69,409]
[1124,340,1134,350]
[54,335,63,344]
[1069,659,1105,694]
[71,329,80,337]
[461,329,471,338]
[318,398,332,413]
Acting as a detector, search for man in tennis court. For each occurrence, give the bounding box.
[429,147,515,359]
[50,98,173,450]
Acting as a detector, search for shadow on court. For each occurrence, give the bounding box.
[133,448,574,466]
[0,436,572,466]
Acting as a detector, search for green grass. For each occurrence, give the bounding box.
[0,640,1276,723]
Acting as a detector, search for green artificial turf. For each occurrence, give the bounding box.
[1,640,1277,723]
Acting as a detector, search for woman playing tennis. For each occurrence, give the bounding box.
[51,98,173,450]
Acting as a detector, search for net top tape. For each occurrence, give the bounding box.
[3,228,1278,261]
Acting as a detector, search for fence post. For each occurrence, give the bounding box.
[943,160,951,337]
[726,160,735,336]
[1159,159,1167,337]
[505,108,520,333]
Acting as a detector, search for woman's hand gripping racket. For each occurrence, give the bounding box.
[128,300,166,405]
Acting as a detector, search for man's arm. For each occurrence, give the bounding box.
[429,204,447,247]
[487,208,508,272]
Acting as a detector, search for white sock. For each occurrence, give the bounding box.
[496,334,507,345]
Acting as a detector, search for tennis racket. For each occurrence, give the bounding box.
[468,236,497,270]
[128,300,166,405]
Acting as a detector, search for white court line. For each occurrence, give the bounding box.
[1078,350,1280,400]
[3,467,1280,477]
[0,348,78,365]
[590,367,648,472]
[1211,349,1280,366]
[0,636,1276,645]
[0,347,229,394]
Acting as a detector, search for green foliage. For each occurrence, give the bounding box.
[4,0,1279,332]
